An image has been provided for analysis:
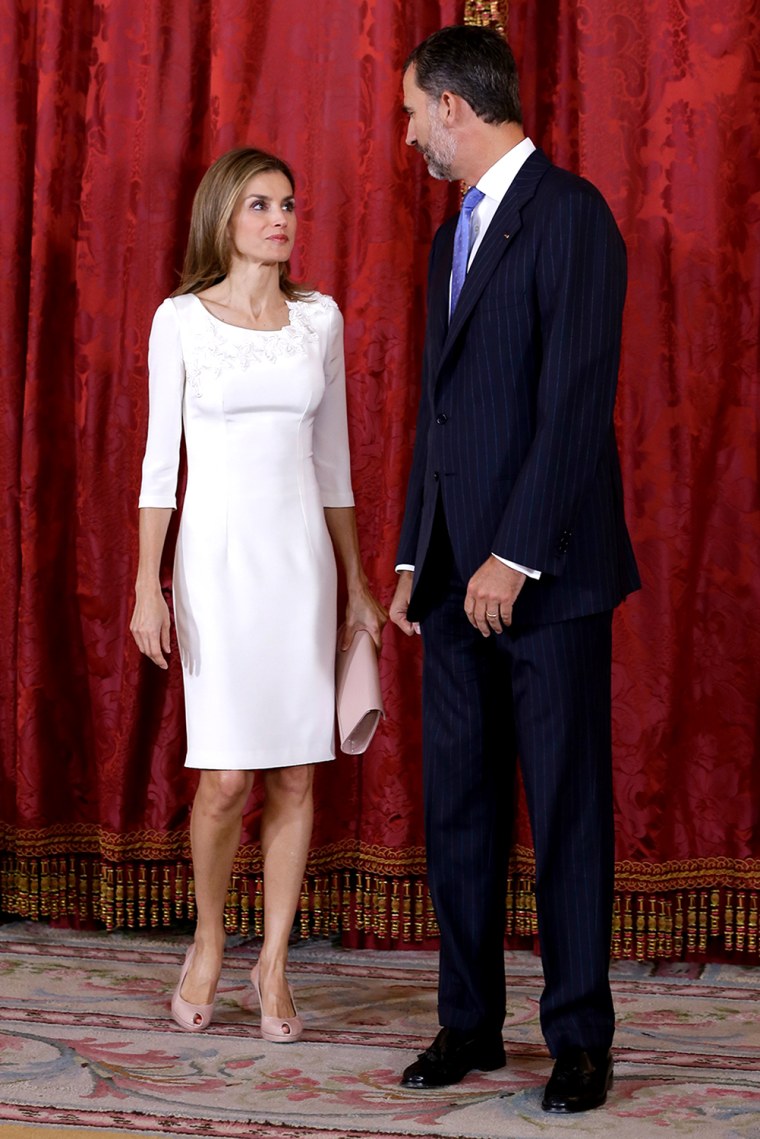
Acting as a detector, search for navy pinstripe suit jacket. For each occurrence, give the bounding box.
[397,148,640,626]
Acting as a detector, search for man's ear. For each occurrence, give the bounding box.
[440,90,470,125]
[439,90,456,121]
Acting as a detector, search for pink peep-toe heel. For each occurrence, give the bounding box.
[171,946,216,1032]
[250,962,303,1042]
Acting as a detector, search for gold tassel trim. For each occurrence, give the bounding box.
[3,850,760,959]
[465,0,508,33]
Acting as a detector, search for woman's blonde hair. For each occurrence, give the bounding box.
[173,147,310,300]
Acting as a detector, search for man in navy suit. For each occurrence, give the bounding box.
[389,25,640,1113]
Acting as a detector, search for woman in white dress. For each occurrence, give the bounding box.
[130,147,386,1040]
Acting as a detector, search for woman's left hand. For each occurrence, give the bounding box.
[339,586,388,652]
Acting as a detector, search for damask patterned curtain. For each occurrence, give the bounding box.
[0,0,463,940]
[2,0,758,960]
[507,0,760,958]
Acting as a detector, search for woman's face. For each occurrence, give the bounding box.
[227,170,296,265]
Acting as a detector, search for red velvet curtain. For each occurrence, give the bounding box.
[506,0,760,958]
[0,0,462,938]
[2,0,759,959]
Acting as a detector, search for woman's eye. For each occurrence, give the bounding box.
[251,200,266,210]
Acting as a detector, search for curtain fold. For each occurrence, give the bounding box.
[506,0,760,956]
[2,0,759,960]
[1,0,463,937]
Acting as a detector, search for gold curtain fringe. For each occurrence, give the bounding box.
[2,853,759,960]
[610,888,758,959]
[0,822,192,863]
[465,0,507,34]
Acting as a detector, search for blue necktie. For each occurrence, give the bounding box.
[449,186,485,317]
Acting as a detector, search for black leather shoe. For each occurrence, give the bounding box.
[541,1047,613,1112]
[400,1026,506,1089]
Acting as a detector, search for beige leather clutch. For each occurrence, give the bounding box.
[335,627,384,754]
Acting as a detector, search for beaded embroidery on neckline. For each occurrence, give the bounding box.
[182,293,336,398]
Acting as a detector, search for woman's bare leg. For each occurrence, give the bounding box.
[256,763,315,1019]
[180,769,254,1007]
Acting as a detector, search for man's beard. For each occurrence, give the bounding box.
[419,113,456,180]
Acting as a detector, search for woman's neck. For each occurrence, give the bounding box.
[199,262,290,330]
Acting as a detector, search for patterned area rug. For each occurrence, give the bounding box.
[1,921,759,1138]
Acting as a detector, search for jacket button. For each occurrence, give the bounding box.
[556,529,572,554]
[433,471,440,481]
[436,413,448,425]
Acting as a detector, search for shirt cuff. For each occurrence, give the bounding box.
[395,558,540,579]
[492,553,541,579]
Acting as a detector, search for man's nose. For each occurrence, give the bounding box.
[405,121,416,147]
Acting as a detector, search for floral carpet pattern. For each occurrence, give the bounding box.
[1,922,759,1138]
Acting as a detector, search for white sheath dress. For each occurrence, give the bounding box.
[138,292,355,769]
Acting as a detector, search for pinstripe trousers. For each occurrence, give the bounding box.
[419,514,616,1056]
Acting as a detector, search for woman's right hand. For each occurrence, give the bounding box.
[130,585,171,669]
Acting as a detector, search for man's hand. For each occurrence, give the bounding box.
[389,570,420,636]
[465,556,526,636]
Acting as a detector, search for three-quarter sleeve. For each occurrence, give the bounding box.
[312,303,355,508]
[138,298,185,508]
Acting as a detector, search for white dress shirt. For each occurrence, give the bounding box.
[397,137,542,581]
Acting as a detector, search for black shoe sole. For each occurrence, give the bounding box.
[400,1046,506,1089]
[541,1074,613,1113]
[541,1092,608,1113]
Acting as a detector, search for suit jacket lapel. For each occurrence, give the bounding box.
[436,149,551,378]
[425,218,456,381]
